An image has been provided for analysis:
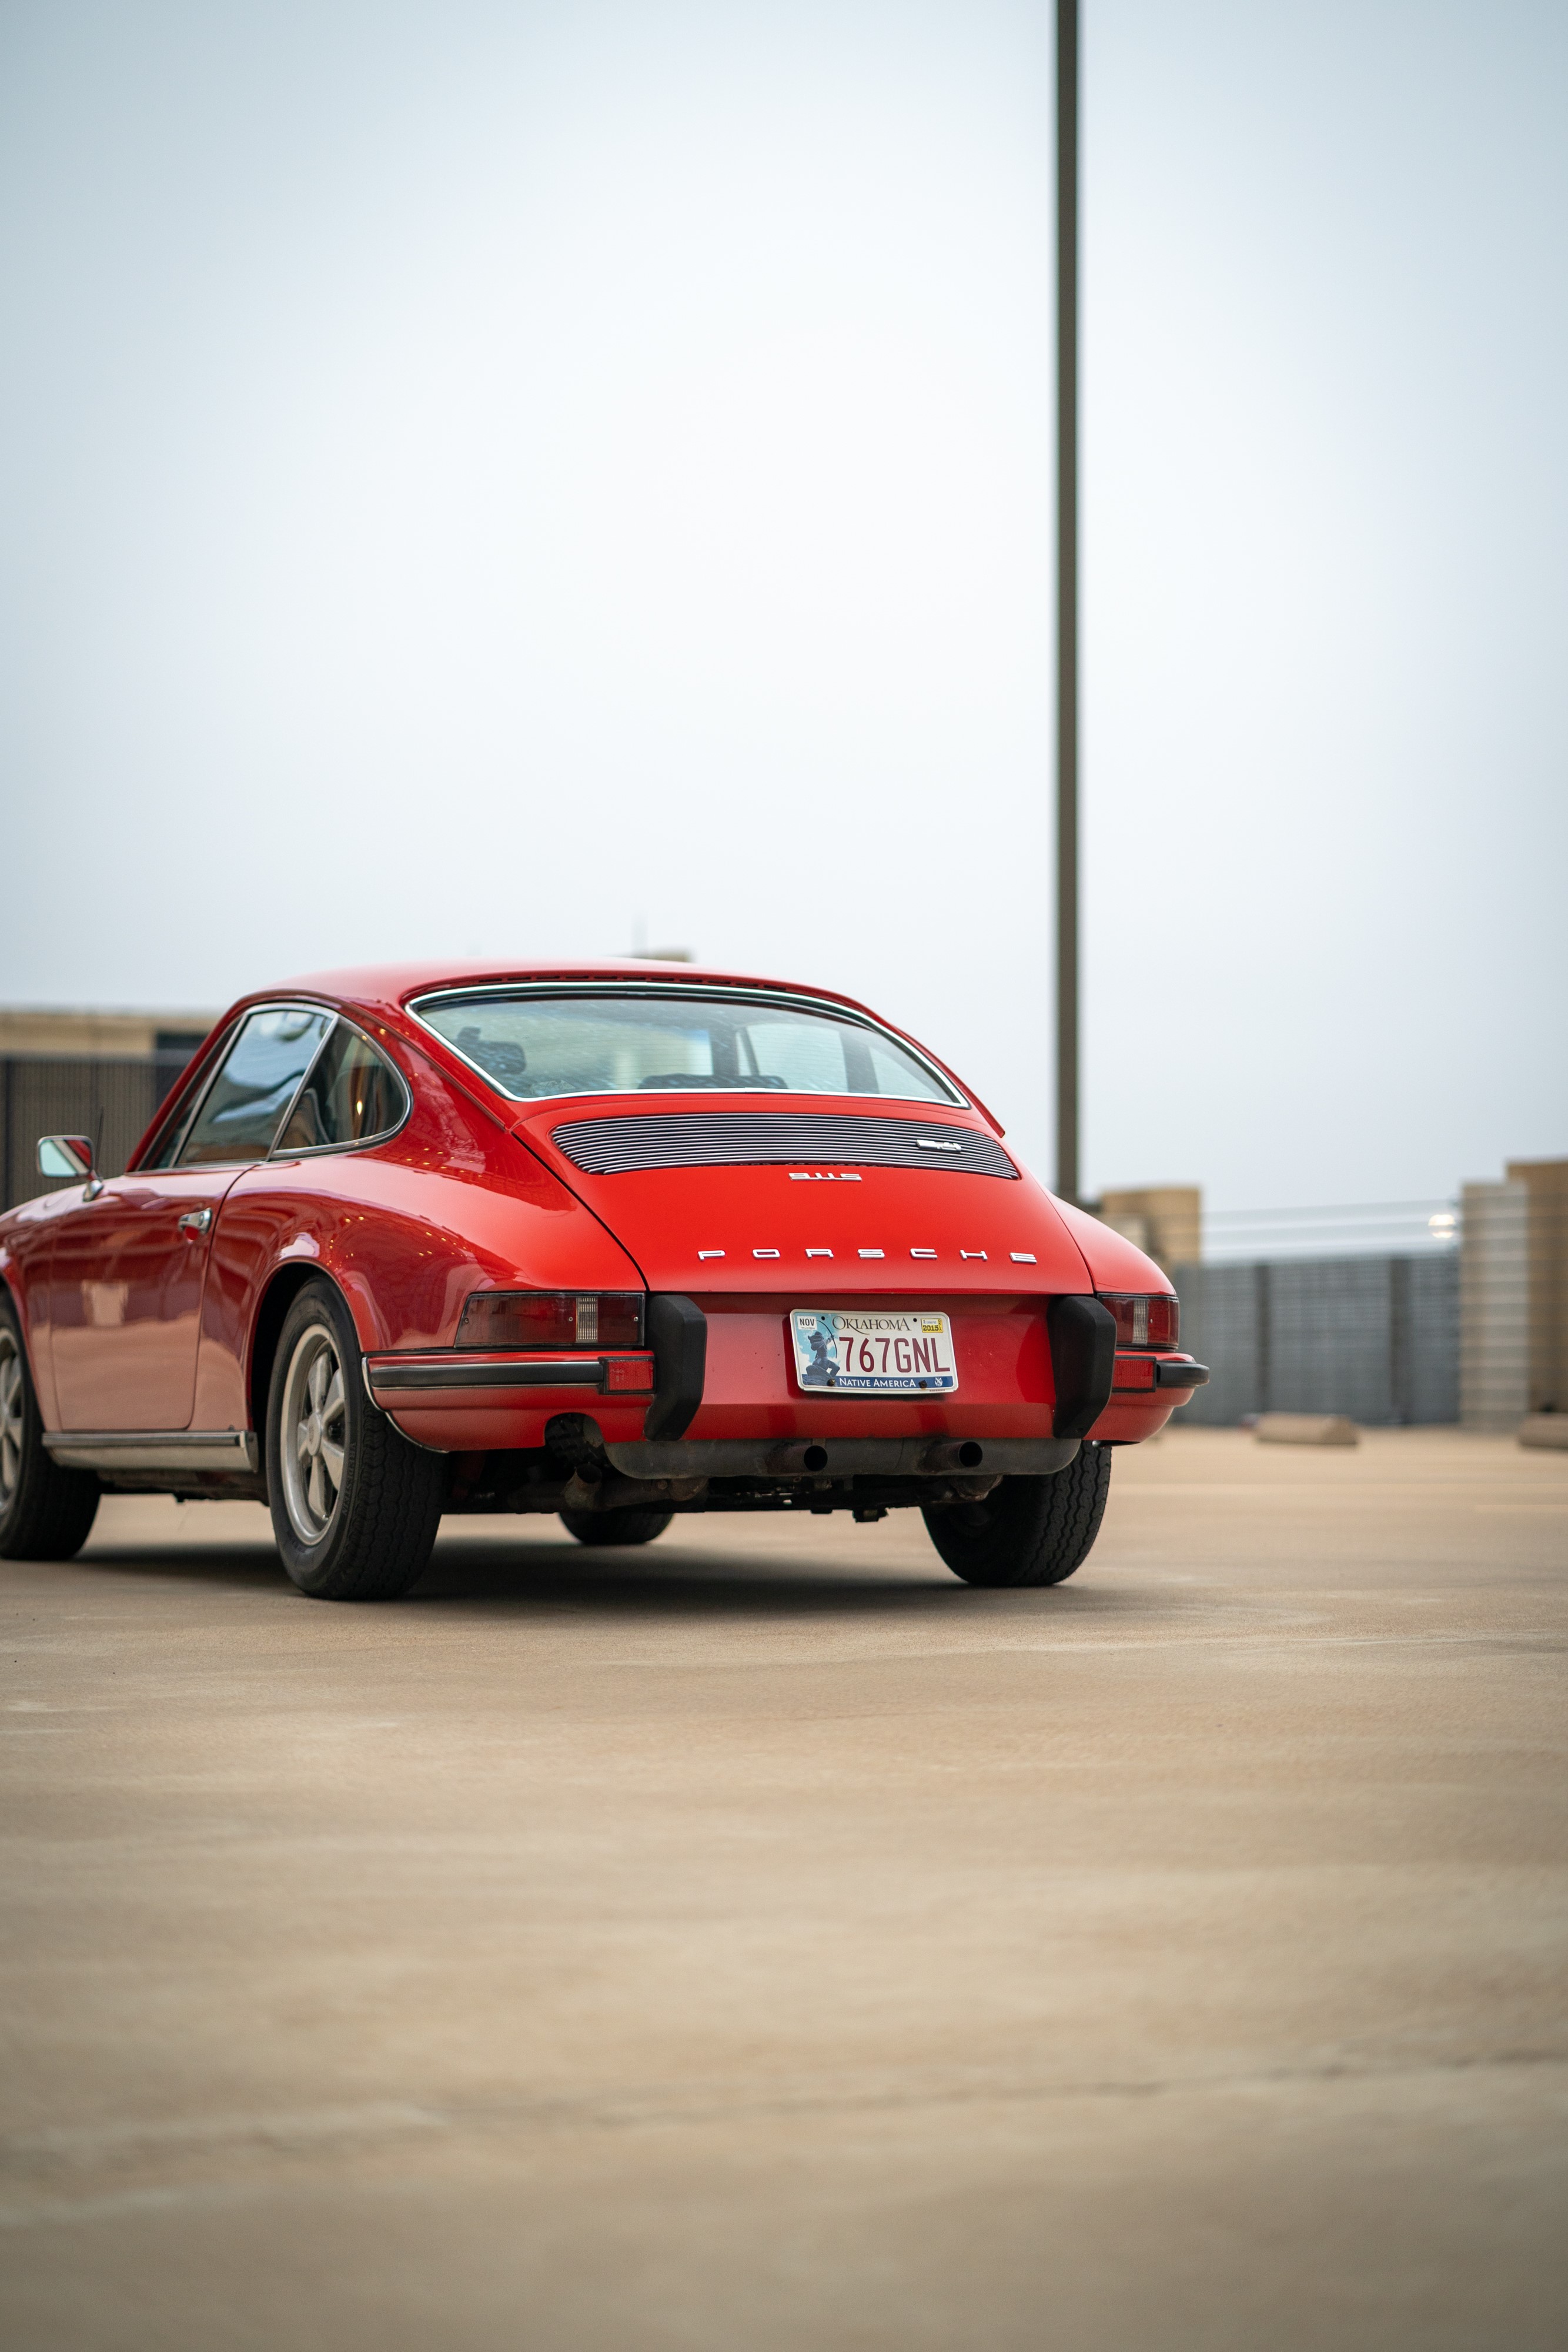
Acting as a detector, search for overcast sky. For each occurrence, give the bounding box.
[2,0,1564,1208]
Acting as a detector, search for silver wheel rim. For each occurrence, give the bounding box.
[0,1332,23,1509]
[280,1322,347,1547]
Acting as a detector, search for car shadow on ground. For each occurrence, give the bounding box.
[416,1542,994,1618]
[68,1531,1163,1621]
[409,1548,1175,1625]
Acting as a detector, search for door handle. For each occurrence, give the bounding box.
[178,1208,213,1237]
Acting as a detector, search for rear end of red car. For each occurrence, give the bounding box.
[361,974,1208,1582]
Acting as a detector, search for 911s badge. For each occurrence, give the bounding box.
[790,1308,959,1395]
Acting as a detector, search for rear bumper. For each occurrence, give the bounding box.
[363,1304,1207,1456]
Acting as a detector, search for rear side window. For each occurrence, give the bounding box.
[176,1008,331,1167]
[275,1024,407,1152]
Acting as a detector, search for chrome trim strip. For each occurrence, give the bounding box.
[44,1430,260,1473]
[405,981,967,1109]
[367,1359,608,1392]
[267,1010,338,1165]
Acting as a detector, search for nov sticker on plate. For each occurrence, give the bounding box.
[790,1308,958,1395]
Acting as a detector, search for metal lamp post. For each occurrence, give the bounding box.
[1055,0,1079,1204]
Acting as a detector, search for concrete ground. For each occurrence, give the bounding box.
[1,1426,1565,2352]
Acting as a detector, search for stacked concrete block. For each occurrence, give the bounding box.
[1507,1159,1568,1418]
[1097,1185,1202,1275]
[1459,1181,1530,1430]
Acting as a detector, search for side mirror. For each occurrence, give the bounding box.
[38,1135,96,1180]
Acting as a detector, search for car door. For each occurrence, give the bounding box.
[47,1006,332,1432]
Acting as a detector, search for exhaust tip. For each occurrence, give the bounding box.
[958,1441,984,1469]
[803,1444,829,1472]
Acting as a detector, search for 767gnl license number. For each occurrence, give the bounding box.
[790,1308,959,1395]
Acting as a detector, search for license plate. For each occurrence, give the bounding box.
[789,1308,958,1395]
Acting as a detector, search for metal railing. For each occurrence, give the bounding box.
[1201,1198,1460,1262]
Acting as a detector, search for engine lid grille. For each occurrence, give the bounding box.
[549,1112,1017,1179]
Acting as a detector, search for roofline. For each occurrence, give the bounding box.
[269,958,887,1024]
[128,960,1006,1148]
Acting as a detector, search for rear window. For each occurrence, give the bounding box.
[412,989,959,1106]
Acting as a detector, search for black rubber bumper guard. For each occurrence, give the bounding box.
[644,1294,708,1440]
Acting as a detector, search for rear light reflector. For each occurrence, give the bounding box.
[1098,1292,1179,1350]
[1112,1353,1157,1391]
[604,1355,655,1394]
[457,1291,646,1349]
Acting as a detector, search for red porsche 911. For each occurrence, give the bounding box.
[0,962,1207,1599]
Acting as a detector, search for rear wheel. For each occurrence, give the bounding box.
[559,1506,674,1548]
[267,1279,445,1600]
[922,1447,1112,1588]
[0,1299,100,1562]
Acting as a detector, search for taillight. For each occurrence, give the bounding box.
[1098,1292,1179,1349]
[457,1291,646,1349]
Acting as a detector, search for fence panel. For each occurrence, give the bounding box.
[1269,1258,1394,1423]
[1175,1252,1459,1427]
[1404,1254,1462,1424]
[1172,1264,1259,1426]
[1,1057,162,1212]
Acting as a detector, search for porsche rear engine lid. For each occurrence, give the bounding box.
[549,1112,1017,1180]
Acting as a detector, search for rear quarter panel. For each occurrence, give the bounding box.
[192,1051,643,1432]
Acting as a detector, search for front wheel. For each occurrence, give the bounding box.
[267,1279,445,1599]
[0,1299,100,1562]
[922,1447,1112,1588]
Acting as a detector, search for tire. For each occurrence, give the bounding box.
[266,1278,444,1600]
[559,1506,674,1548]
[0,1295,100,1562]
[922,1446,1112,1588]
